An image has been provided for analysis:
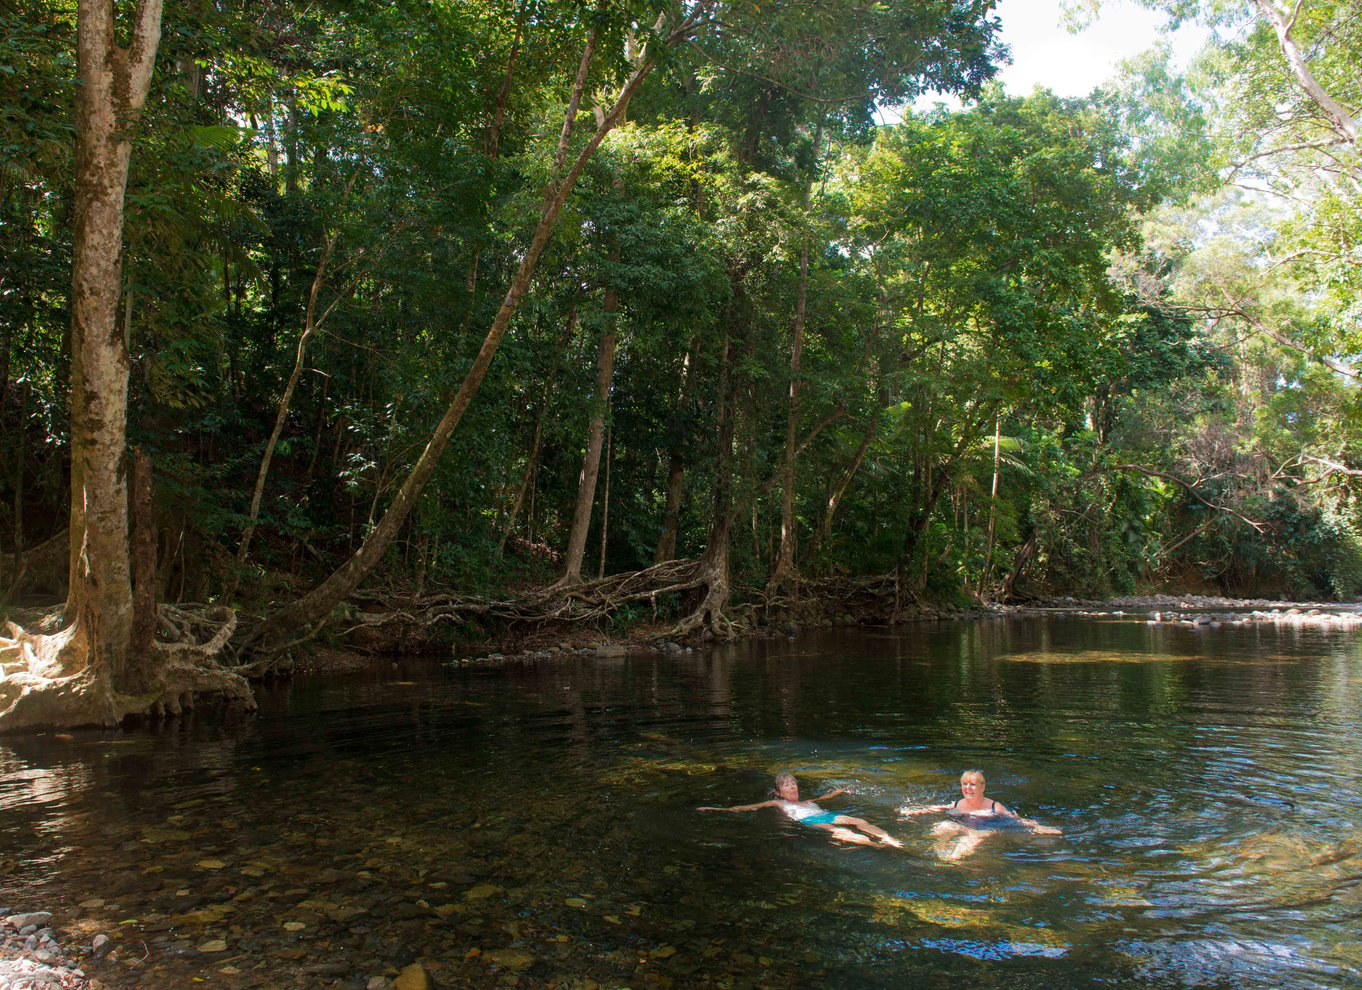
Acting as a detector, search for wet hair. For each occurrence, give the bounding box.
[960,769,986,786]
[772,771,798,795]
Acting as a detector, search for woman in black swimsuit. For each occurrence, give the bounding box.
[899,769,1060,860]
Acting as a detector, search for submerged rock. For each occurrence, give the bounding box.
[394,961,433,989]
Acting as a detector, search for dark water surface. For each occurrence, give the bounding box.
[3,616,1362,988]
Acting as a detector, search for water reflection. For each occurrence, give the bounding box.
[0,617,1359,989]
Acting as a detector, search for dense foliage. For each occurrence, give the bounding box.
[3,0,1359,623]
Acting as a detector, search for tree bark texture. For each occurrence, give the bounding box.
[64,0,164,682]
[560,290,618,584]
[1253,0,1358,143]
[769,167,819,593]
[130,446,156,670]
[673,318,739,638]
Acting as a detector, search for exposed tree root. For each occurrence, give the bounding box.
[669,557,739,640]
[0,605,254,735]
[267,564,932,662]
[308,557,748,654]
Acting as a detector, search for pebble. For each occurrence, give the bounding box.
[6,914,53,930]
[0,911,91,990]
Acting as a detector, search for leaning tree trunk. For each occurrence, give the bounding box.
[804,396,883,564]
[241,11,699,660]
[226,222,344,603]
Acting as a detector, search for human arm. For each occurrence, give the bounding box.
[996,802,1061,835]
[698,800,780,813]
[816,787,848,801]
[898,801,952,817]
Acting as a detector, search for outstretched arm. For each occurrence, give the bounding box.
[698,800,779,813]
[898,802,951,817]
[998,802,1061,834]
[816,787,848,801]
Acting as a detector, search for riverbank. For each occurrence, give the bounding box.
[0,911,98,990]
[442,593,1362,669]
[1009,593,1362,624]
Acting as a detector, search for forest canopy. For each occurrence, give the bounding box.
[0,0,1358,727]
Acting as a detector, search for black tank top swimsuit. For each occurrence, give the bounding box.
[949,799,1026,831]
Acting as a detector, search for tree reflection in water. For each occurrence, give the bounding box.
[1,618,1359,989]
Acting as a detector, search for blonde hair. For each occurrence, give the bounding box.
[960,769,986,786]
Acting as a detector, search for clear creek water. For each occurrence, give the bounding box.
[2,615,1361,989]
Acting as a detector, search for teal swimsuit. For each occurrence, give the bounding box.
[799,812,840,826]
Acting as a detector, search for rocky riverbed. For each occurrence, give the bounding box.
[0,911,100,990]
[1014,593,1362,626]
[5,593,1357,989]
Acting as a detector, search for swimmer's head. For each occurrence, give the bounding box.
[773,771,799,799]
[960,769,985,788]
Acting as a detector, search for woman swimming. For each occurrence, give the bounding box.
[700,772,904,848]
[899,769,1060,860]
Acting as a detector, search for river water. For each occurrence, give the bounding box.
[2,615,1361,989]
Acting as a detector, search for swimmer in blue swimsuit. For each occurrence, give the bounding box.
[899,769,1060,860]
[700,772,904,848]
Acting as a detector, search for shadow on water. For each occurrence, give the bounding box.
[3,616,1362,988]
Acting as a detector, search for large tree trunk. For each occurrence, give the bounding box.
[1252,0,1358,143]
[241,13,697,659]
[559,284,619,585]
[673,325,738,639]
[62,0,164,690]
[767,228,809,592]
[1,0,255,735]
[768,140,821,594]
[2,0,251,733]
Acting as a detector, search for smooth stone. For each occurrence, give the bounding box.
[482,949,534,972]
[6,913,53,930]
[394,962,431,990]
[301,961,352,976]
